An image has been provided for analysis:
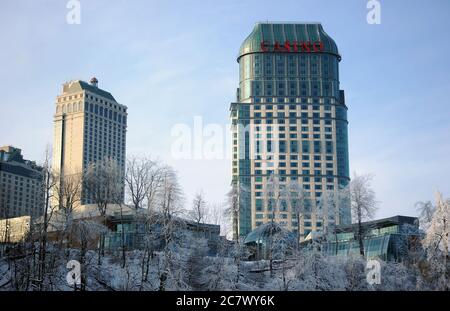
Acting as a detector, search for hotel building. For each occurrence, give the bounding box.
[53,77,127,205]
[0,146,43,219]
[230,23,350,238]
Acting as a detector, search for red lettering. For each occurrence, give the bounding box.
[259,41,323,53]
[300,41,311,52]
[273,41,283,52]
[284,41,291,52]
[260,41,269,52]
[313,41,324,52]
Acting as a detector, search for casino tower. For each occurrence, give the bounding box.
[230,23,350,239]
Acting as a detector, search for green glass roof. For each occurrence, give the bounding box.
[244,222,296,245]
[238,22,340,61]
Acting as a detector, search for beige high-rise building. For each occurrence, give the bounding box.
[53,77,127,205]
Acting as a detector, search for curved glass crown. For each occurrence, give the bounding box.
[238,22,340,62]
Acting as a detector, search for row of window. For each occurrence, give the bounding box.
[253,112,334,120]
[254,214,323,226]
[249,120,335,128]
[85,103,127,125]
[233,154,334,166]
[245,135,333,142]
[251,124,333,132]
[253,104,333,111]
[58,93,83,102]
[58,92,126,113]
[0,173,40,182]
[233,155,334,164]
[254,161,333,168]
[241,54,339,79]
[252,169,334,175]
[253,130,332,140]
[85,94,126,112]
[254,97,337,104]
[253,221,316,235]
[254,183,334,196]
[250,87,336,98]
[232,135,333,147]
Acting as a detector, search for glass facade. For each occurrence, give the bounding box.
[230,23,350,238]
[307,216,421,262]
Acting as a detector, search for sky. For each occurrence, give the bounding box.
[0,0,449,220]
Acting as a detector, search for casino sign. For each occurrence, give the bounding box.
[260,40,324,53]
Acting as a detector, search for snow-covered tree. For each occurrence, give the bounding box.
[124,156,165,286]
[138,213,159,288]
[36,147,58,290]
[188,191,207,232]
[207,202,229,236]
[145,163,165,212]
[184,234,208,290]
[350,173,379,256]
[84,157,124,215]
[54,172,82,213]
[288,251,347,290]
[422,192,449,290]
[225,184,240,241]
[263,175,284,275]
[415,200,435,231]
[52,172,82,252]
[375,261,417,291]
[199,257,236,290]
[155,166,185,291]
[225,183,247,287]
[125,156,160,210]
[317,186,350,254]
[318,187,350,232]
[84,157,124,264]
[342,255,368,291]
[70,219,107,290]
[284,178,309,249]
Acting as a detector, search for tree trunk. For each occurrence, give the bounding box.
[80,240,87,291]
[335,229,339,256]
[444,216,449,291]
[296,214,301,251]
[140,247,148,290]
[38,171,51,291]
[120,205,126,269]
[358,218,364,257]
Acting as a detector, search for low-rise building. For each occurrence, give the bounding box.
[35,204,223,255]
[103,207,223,255]
[0,215,31,243]
[301,215,421,262]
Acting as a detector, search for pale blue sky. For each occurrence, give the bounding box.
[0,0,449,218]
